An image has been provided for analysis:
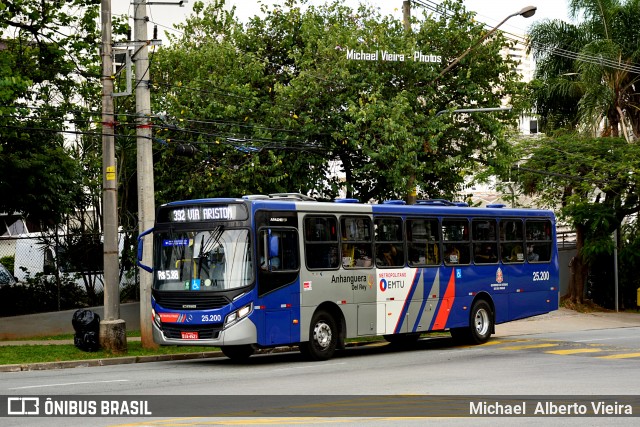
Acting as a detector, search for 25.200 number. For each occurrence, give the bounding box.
[202,314,222,322]
[533,271,550,281]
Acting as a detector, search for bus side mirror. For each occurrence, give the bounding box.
[137,227,154,273]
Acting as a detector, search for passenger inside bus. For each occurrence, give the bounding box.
[377,243,402,267]
[503,244,523,262]
[445,245,460,264]
[527,244,539,262]
[475,244,497,263]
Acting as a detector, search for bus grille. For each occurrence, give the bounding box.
[162,324,223,340]
[153,292,230,310]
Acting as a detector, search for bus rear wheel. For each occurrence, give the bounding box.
[302,310,337,361]
[221,344,255,361]
[450,300,493,345]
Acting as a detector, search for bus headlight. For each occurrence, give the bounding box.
[225,303,253,327]
[152,308,162,329]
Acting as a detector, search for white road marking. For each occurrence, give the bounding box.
[9,379,130,390]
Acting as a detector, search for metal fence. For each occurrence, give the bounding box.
[0,234,139,294]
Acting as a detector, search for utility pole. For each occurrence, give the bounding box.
[403,1,417,205]
[100,0,127,353]
[133,0,158,349]
[402,0,411,30]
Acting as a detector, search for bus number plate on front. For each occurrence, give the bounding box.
[181,331,199,339]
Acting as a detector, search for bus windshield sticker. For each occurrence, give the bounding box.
[162,239,190,246]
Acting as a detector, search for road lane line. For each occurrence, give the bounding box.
[500,343,559,350]
[9,379,129,390]
[597,353,640,359]
[545,348,603,355]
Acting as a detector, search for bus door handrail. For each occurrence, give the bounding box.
[137,227,154,273]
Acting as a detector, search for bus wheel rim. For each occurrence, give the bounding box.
[474,308,489,336]
[313,321,332,349]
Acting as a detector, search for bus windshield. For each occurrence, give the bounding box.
[153,228,254,291]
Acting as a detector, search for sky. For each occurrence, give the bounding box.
[114,0,571,44]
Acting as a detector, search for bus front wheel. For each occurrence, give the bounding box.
[302,310,337,361]
[451,300,493,345]
[221,344,255,361]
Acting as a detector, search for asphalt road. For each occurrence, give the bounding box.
[2,308,640,427]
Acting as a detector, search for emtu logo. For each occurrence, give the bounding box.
[379,278,387,292]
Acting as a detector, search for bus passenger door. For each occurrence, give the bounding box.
[264,310,292,345]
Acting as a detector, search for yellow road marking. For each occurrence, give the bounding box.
[501,343,559,350]
[598,352,640,359]
[545,348,603,355]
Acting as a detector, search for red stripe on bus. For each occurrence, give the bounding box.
[433,269,456,329]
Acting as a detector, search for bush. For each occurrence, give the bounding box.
[0,255,15,275]
[0,272,89,317]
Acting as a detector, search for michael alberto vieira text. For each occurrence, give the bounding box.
[470,401,633,416]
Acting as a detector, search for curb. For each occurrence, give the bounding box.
[0,351,225,373]
[0,342,380,373]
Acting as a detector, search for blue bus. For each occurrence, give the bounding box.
[137,193,559,361]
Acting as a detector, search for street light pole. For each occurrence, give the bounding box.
[436,6,536,80]
[133,0,158,349]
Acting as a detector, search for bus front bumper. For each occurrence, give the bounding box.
[152,317,257,347]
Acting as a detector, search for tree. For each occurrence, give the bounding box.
[149,0,523,202]
[524,0,640,306]
[527,0,640,140]
[517,134,640,305]
[0,0,103,225]
[1,1,134,306]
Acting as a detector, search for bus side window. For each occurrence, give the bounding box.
[407,218,440,266]
[525,219,553,262]
[472,219,498,264]
[500,219,524,263]
[258,228,299,296]
[304,216,339,269]
[374,217,404,267]
[340,216,373,269]
[442,218,470,265]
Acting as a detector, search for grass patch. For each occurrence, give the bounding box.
[0,341,218,366]
[0,332,452,366]
[1,330,141,342]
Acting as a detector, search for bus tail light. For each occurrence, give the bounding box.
[225,303,253,327]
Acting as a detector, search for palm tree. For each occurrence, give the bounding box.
[527,0,640,141]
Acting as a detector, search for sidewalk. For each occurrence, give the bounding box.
[495,307,640,337]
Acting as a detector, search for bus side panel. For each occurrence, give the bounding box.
[254,283,301,346]
[506,252,559,321]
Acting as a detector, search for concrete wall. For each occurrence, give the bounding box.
[559,247,577,297]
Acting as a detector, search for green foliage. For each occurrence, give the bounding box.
[0,341,218,366]
[0,256,15,275]
[618,221,640,309]
[519,134,640,230]
[0,273,90,317]
[0,0,105,226]
[149,0,523,202]
[516,133,640,306]
[527,0,640,139]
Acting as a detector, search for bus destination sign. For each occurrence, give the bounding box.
[168,204,246,223]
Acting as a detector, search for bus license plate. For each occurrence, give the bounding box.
[181,331,198,339]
